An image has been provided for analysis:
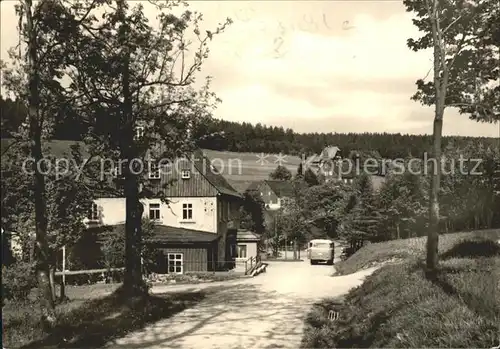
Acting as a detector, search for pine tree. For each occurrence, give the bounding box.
[296,162,304,178]
[341,173,382,249]
[304,168,319,187]
[269,165,292,181]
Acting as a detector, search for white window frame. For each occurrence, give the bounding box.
[182,203,193,221]
[149,203,161,221]
[135,126,144,140]
[148,162,160,179]
[181,169,191,179]
[167,253,183,274]
[88,202,99,221]
[237,245,247,259]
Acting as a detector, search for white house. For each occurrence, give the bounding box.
[83,148,245,273]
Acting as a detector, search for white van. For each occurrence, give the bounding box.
[307,239,334,265]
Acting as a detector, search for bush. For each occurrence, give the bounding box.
[2,261,36,303]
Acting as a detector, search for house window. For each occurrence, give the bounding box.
[237,245,247,258]
[148,162,160,179]
[167,253,183,274]
[149,203,160,221]
[135,126,144,139]
[181,169,191,179]
[226,201,231,219]
[182,203,193,220]
[87,202,99,221]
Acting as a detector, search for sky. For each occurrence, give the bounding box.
[0,0,498,138]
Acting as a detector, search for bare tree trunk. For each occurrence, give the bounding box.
[427,117,443,278]
[22,0,56,326]
[426,0,449,279]
[396,223,400,239]
[121,47,144,296]
[49,266,56,302]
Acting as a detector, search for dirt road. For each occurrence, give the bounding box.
[106,261,377,349]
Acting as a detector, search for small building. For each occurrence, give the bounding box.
[305,146,344,183]
[235,230,260,260]
[234,230,261,271]
[247,180,294,211]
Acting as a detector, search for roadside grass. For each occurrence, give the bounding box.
[302,238,500,348]
[334,229,500,275]
[3,284,209,348]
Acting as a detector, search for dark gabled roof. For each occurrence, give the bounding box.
[246,181,261,192]
[1,138,241,198]
[228,180,255,194]
[147,225,220,243]
[196,148,242,198]
[265,180,294,198]
[89,224,220,243]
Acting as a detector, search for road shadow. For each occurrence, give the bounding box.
[19,290,207,349]
[107,283,311,349]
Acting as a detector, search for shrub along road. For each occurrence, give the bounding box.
[106,261,378,349]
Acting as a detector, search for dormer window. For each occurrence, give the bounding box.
[148,162,160,179]
[181,170,190,179]
[135,126,144,140]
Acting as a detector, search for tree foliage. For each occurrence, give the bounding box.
[39,0,231,294]
[269,165,292,181]
[404,0,499,122]
[239,189,266,235]
[304,167,320,187]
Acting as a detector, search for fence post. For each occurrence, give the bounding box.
[60,245,66,299]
